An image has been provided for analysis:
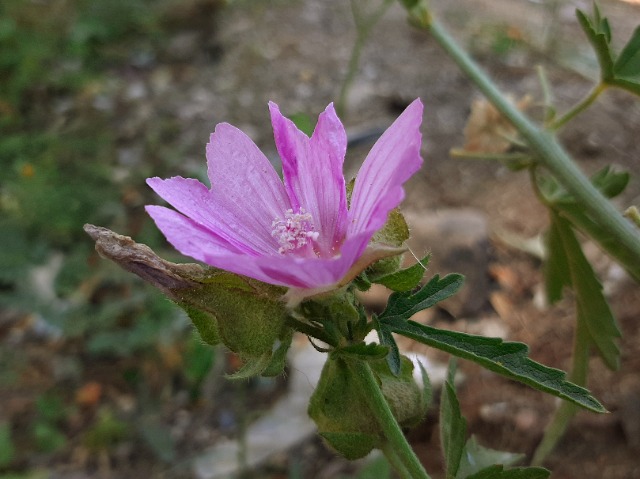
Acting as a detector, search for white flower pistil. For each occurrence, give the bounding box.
[272,208,319,254]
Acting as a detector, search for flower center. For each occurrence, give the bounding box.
[271,208,319,255]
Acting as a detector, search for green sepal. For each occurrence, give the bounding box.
[353,271,372,291]
[180,303,220,346]
[372,254,431,292]
[319,432,379,461]
[226,352,273,380]
[365,208,410,280]
[466,465,549,479]
[262,329,293,377]
[337,342,390,361]
[180,269,290,361]
[299,290,361,342]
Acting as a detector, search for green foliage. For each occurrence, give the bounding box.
[375,273,463,374]
[375,274,605,412]
[371,254,430,292]
[546,212,621,370]
[440,363,550,479]
[0,0,198,358]
[577,4,640,95]
[440,362,466,479]
[540,166,625,370]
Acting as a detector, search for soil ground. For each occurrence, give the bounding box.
[2,0,639,477]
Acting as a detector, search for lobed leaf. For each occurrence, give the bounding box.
[378,273,465,323]
[372,254,431,292]
[379,317,606,412]
[576,7,615,81]
[614,25,640,80]
[551,213,621,370]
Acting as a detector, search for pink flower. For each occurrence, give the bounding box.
[146,99,423,298]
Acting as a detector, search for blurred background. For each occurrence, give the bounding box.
[1,0,639,477]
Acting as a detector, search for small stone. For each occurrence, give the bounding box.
[406,209,491,318]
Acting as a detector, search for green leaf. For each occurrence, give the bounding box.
[374,317,402,375]
[538,168,640,282]
[337,342,390,360]
[379,318,606,412]
[551,213,621,370]
[576,7,615,81]
[544,216,572,304]
[614,25,640,80]
[589,166,630,198]
[611,77,640,96]
[372,254,431,292]
[0,422,14,468]
[466,465,549,479]
[440,361,466,479]
[378,274,465,322]
[456,436,523,479]
[418,361,433,412]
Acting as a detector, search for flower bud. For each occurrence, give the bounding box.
[308,354,426,459]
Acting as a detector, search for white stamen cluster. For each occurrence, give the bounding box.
[271,208,319,254]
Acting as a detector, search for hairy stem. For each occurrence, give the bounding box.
[348,359,431,479]
[423,18,640,276]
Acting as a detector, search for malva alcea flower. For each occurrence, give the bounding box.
[146,99,423,296]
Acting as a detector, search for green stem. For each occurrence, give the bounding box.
[531,290,591,465]
[548,83,606,130]
[337,0,393,118]
[348,359,431,479]
[382,442,413,479]
[424,17,640,278]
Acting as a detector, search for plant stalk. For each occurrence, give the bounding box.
[549,82,606,130]
[423,18,640,274]
[348,359,431,479]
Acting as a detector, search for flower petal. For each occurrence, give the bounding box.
[145,205,243,261]
[347,99,424,246]
[147,176,274,255]
[270,102,348,257]
[205,123,292,254]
